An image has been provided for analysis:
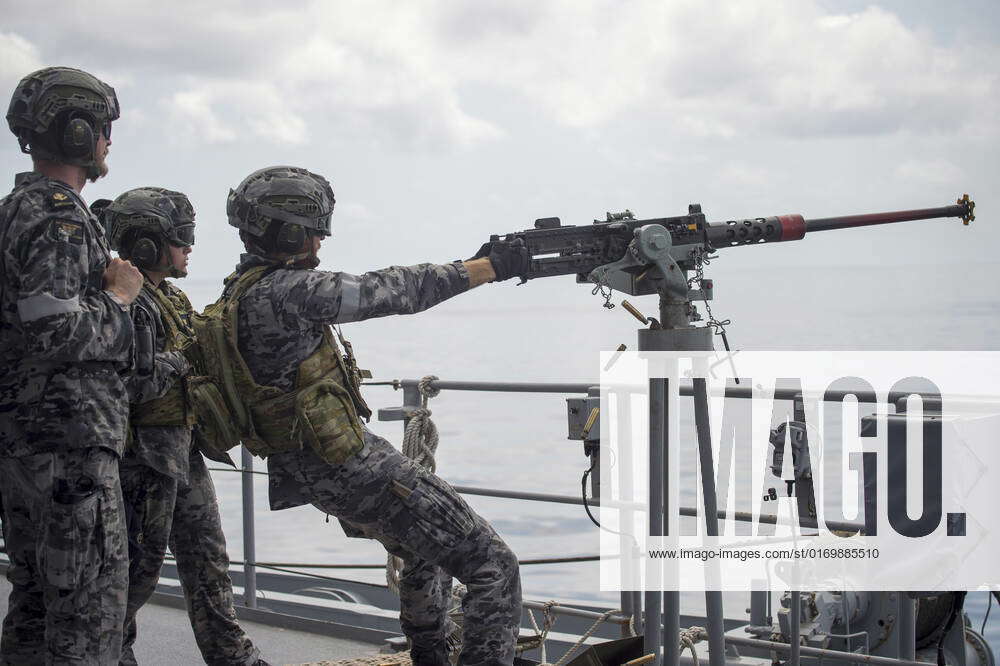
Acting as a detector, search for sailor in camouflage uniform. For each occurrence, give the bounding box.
[104,188,269,666]
[211,166,525,665]
[0,67,143,664]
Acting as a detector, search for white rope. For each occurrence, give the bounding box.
[679,626,708,666]
[522,601,558,663]
[547,608,622,666]
[400,375,441,472]
[387,376,441,594]
[521,603,621,666]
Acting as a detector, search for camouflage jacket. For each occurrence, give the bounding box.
[228,253,469,509]
[123,279,192,481]
[0,172,133,457]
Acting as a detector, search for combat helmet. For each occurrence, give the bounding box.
[227,166,335,256]
[106,187,195,277]
[6,67,119,176]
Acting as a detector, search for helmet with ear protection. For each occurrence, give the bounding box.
[7,67,118,175]
[227,166,334,254]
[107,187,195,277]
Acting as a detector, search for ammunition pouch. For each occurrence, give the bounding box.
[243,389,300,456]
[294,379,365,464]
[187,376,241,462]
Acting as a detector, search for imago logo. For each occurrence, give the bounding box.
[677,376,963,539]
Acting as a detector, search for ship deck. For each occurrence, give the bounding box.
[0,572,380,665]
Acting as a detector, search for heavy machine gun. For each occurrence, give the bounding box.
[490,195,976,329]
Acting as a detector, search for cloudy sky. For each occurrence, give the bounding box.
[2,1,998,372]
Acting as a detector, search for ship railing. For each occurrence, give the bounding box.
[209,375,891,665]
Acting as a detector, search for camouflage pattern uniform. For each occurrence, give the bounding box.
[234,254,521,666]
[120,279,263,666]
[0,172,133,664]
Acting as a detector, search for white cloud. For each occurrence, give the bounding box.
[719,163,775,188]
[336,201,375,223]
[0,32,41,88]
[169,90,236,144]
[894,159,965,186]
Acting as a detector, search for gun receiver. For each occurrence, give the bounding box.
[489,195,975,299]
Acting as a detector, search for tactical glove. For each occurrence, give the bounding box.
[159,350,191,378]
[471,238,529,282]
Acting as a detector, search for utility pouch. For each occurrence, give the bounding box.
[43,485,103,590]
[187,376,242,457]
[132,304,156,379]
[294,379,365,465]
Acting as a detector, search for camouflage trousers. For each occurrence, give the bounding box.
[276,431,521,666]
[0,448,128,665]
[119,451,261,666]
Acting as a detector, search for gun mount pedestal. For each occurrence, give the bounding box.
[637,323,713,352]
[637,292,727,666]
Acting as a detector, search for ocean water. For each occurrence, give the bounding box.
[179,260,1000,650]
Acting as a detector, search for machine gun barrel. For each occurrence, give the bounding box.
[804,202,971,233]
[704,195,974,248]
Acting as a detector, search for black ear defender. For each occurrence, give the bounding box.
[275,222,307,254]
[61,115,95,159]
[131,234,163,269]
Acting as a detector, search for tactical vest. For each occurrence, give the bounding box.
[191,264,372,463]
[130,281,196,427]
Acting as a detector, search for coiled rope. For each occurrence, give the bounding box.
[387,375,441,593]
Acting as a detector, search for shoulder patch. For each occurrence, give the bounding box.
[49,219,85,244]
[47,191,77,211]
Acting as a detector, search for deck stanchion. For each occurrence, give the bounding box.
[241,445,258,609]
[632,590,644,635]
[616,388,642,637]
[645,375,666,664]
[898,595,915,659]
[693,376,727,666]
[790,590,801,666]
[662,378,679,666]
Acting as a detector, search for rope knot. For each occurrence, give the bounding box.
[679,626,708,666]
[418,374,441,400]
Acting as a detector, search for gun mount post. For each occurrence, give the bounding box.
[240,445,258,609]
[640,290,716,666]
